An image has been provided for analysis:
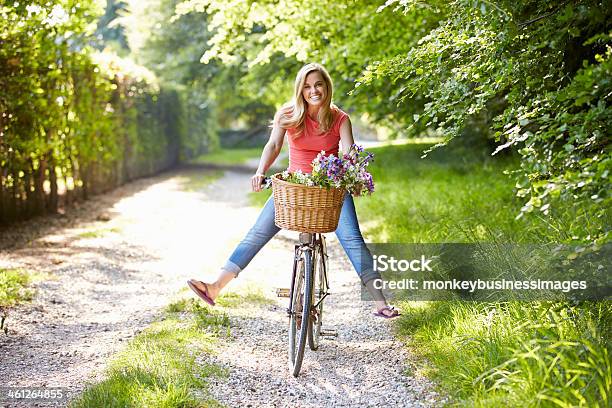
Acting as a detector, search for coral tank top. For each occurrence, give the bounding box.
[286,108,349,173]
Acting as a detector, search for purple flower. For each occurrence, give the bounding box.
[305,144,375,195]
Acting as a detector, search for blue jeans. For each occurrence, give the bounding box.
[224,193,379,285]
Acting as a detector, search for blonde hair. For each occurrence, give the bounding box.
[275,63,337,136]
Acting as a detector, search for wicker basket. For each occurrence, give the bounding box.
[271,173,345,233]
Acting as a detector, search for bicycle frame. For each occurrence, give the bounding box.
[287,232,329,318]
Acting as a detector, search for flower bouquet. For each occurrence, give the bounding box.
[279,144,375,196]
[271,144,375,233]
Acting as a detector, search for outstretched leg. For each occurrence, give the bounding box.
[189,196,280,302]
[335,194,398,317]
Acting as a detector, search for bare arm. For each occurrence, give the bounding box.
[339,115,355,155]
[340,116,365,197]
[251,111,287,192]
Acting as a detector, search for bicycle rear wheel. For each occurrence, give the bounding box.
[288,248,314,377]
[308,240,327,351]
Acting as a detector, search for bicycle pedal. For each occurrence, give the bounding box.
[320,327,338,337]
[276,288,290,298]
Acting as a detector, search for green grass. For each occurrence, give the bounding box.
[357,141,607,243]
[249,189,272,208]
[351,141,610,407]
[357,143,532,243]
[398,300,611,407]
[71,298,229,408]
[211,140,609,406]
[191,147,287,203]
[0,268,36,308]
[214,288,273,308]
[191,148,264,166]
[176,170,224,192]
[78,226,122,239]
[191,146,289,175]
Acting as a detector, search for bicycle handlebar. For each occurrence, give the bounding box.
[261,176,272,190]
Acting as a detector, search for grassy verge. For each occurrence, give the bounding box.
[190,148,263,166]
[249,189,272,208]
[354,142,610,407]
[1,268,51,335]
[71,298,229,408]
[78,226,122,239]
[400,300,610,407]
[176,170,224,192]
[0,268,37,308]
[357,142,552,243]
[214,288,272,308]
[191,147,282,206]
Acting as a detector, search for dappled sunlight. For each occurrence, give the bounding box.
[4,0,608,404]
[360,219,389,243]
[0,168,273,390]
[104,171,261,286]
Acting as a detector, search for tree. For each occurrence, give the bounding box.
[179,0,611,242]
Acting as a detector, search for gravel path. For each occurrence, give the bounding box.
[206,236,441,407]
[0,165,442,407]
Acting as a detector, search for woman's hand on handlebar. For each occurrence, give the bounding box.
[251,173,265,192]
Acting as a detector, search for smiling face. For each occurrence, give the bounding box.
[301,70,328,108]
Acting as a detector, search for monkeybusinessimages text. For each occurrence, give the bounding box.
[372,255,587,293]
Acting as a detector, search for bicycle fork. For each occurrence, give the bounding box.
[278,237,336,337]
[285,243,302,318]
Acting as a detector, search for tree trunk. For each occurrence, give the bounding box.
[34,155,47,215]
[47,151,58,213]
[24,165,32,217]
[6,160,16,222]
[0,169,5,225]
[82,162,91,200]
[63,165,72,208]
[11,178,18,221]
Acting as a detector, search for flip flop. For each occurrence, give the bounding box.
[187,279,216,306]
[374,305,400,319]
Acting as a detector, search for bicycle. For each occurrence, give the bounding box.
[262,177,337,377]
[285,232,332,376]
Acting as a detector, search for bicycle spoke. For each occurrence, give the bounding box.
[308,237,328,351]
[288,248,313,377]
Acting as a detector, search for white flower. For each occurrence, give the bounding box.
[44,5,69,27]
[26,5,42,15]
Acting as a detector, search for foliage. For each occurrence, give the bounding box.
[178,0,611,243]
[0,0,214,224]
[72,298,227,407]
[362,0,611,243]
[175,0,436,130]
[117,0,276,130]
[0,269,34,308]
[95,0,130,54]
[400,300,610,407]
[355,142,610,407]
[1,0,111,220]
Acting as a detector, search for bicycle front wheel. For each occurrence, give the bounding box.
[308,241,327,351]
[288,248,314,377]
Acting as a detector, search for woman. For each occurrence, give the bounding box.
[188,63,399,318]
